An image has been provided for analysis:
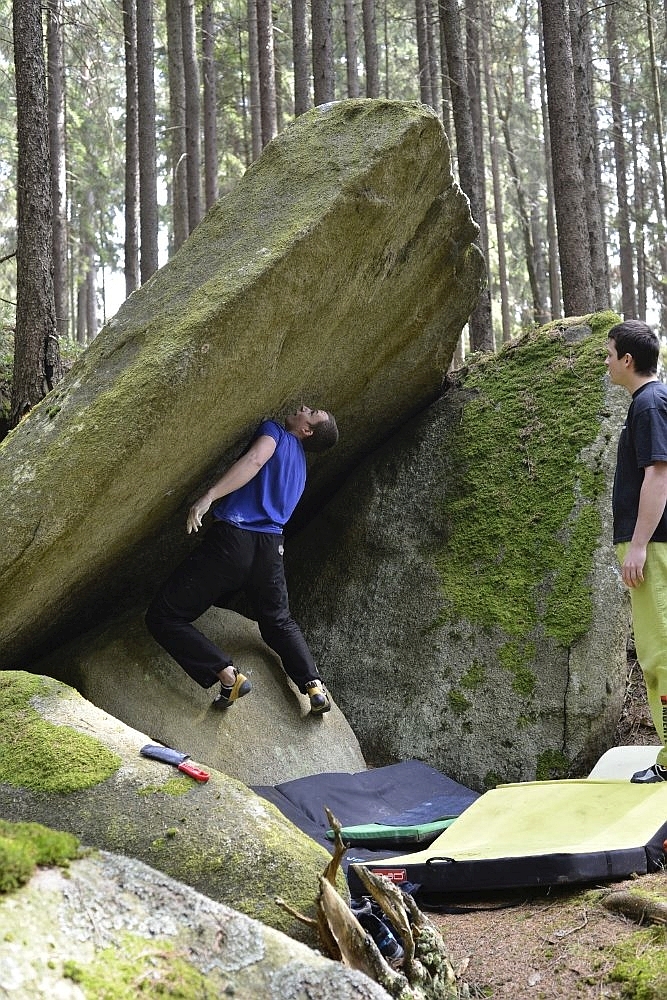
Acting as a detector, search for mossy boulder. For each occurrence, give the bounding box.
[0,98,484,670]
[0,843,392,1000]
[35,608,367,785]
[287,316,630,789]
[0,671,345,944]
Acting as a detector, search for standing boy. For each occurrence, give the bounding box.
[606,320,667,781]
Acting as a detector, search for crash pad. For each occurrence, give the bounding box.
[348,779,667,900]
[252,760,479,867]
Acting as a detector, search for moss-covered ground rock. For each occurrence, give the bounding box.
[0,671,346,944]
[0,848,392,1000]
[0,99,484,670]
[288,316,630,789]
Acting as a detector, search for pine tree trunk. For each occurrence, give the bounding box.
[292,0,310,114]
[416,0,433,106]
[247,0,263,158]
[439,0,493,351]
[312,0,335,104]
[344,0,360,97]
[11,0,61,428]
[202,1,219,210]
[605,0,635,317]
[538,20,561,317]
[181,0,202,229]
[569,0,609,309]
[646,0,667,222]
[166,0,189,250]
[540,0,595,316]
[425,0,440,110]
[256,0,278,143]
[122,0,140,294]
[136,0,159,281]
[362,0,380,97]
[46,0,68,339]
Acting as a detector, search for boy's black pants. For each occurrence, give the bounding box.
[145,520,319,692]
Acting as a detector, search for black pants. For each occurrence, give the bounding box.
[145,520,320,692]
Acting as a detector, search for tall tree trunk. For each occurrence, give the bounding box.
[136,0,159,281]
[122,0,140,295]
[312,0,335,104]
[632,113,647,321]
[605,0,635,318]
[481,0,510,341]
[425,0,440,110]
[166,0,189,250]
[181,0,202,230]
[11,0,61,428]
[537,15,560,317]
[344,0,360,97]
[292,0,310,114]
[465,0,487,263]
[202,0,218,210]
[46,0,68,339]
[416,0,433,105]
[247,0,263,157]
[646,0,667,222]
[439,0,493,352]
[569,0,609,309]
[438,13,452,136]
[362,0,380,97]
[256,0,278,143]
[540,0,595,316]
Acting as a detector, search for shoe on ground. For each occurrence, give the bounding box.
[630,763,667,783]
[306,680,331,715]
[212,668,252,710]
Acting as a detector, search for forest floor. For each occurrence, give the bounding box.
[428,656,666,1000]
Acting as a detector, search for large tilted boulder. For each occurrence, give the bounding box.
[36,608,367,785]
[0,847,391,1000]
[287,317,630,790]
[0,671,345,944]
[0,98,484,669]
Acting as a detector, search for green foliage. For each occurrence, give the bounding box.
[435,316,617,648]
[0,819,80,895]
[535,749,570,780]
[609,927,667,999]
[0,672,122,793]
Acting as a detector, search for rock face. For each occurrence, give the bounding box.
[0,848,392,1000]
[288,317,630,790]
[37,608,367,785]
[0,98,484,669]
[0,671,346,944]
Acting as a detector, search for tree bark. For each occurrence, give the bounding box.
[256,0,278,144]
[46,0,68,339]
[166,0,189,250]
[344,0,360,97]
[292,0,310,114]
[537,15,561,317]
[11,0,61,428]
[202,1,219,211]
[181,0,202,230]
[416,0,433,106]
[122,0,140,294]
[362,0,380,97]
[136,0,159,282]
[569,0,609,309]
[540,0,595,316]
[439,0,493,351]
[312,0,335,105]
[247,0,263,158]
[605,0,635,318]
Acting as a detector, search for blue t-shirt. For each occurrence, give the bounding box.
[613,381,667,544]
[212,420,306,534]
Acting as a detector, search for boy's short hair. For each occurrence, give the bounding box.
[608,319,659,376]
[304,413,339,453]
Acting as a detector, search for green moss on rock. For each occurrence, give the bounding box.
[0,672,121,792]
[435,314,618,648]
[535,749,571,780]
[0,819,80,894]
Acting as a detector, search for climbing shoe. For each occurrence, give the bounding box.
[305,680,331,715]
[213,668,252,710]
[631,763,667,783]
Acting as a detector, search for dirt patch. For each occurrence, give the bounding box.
[428,653,666,999]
